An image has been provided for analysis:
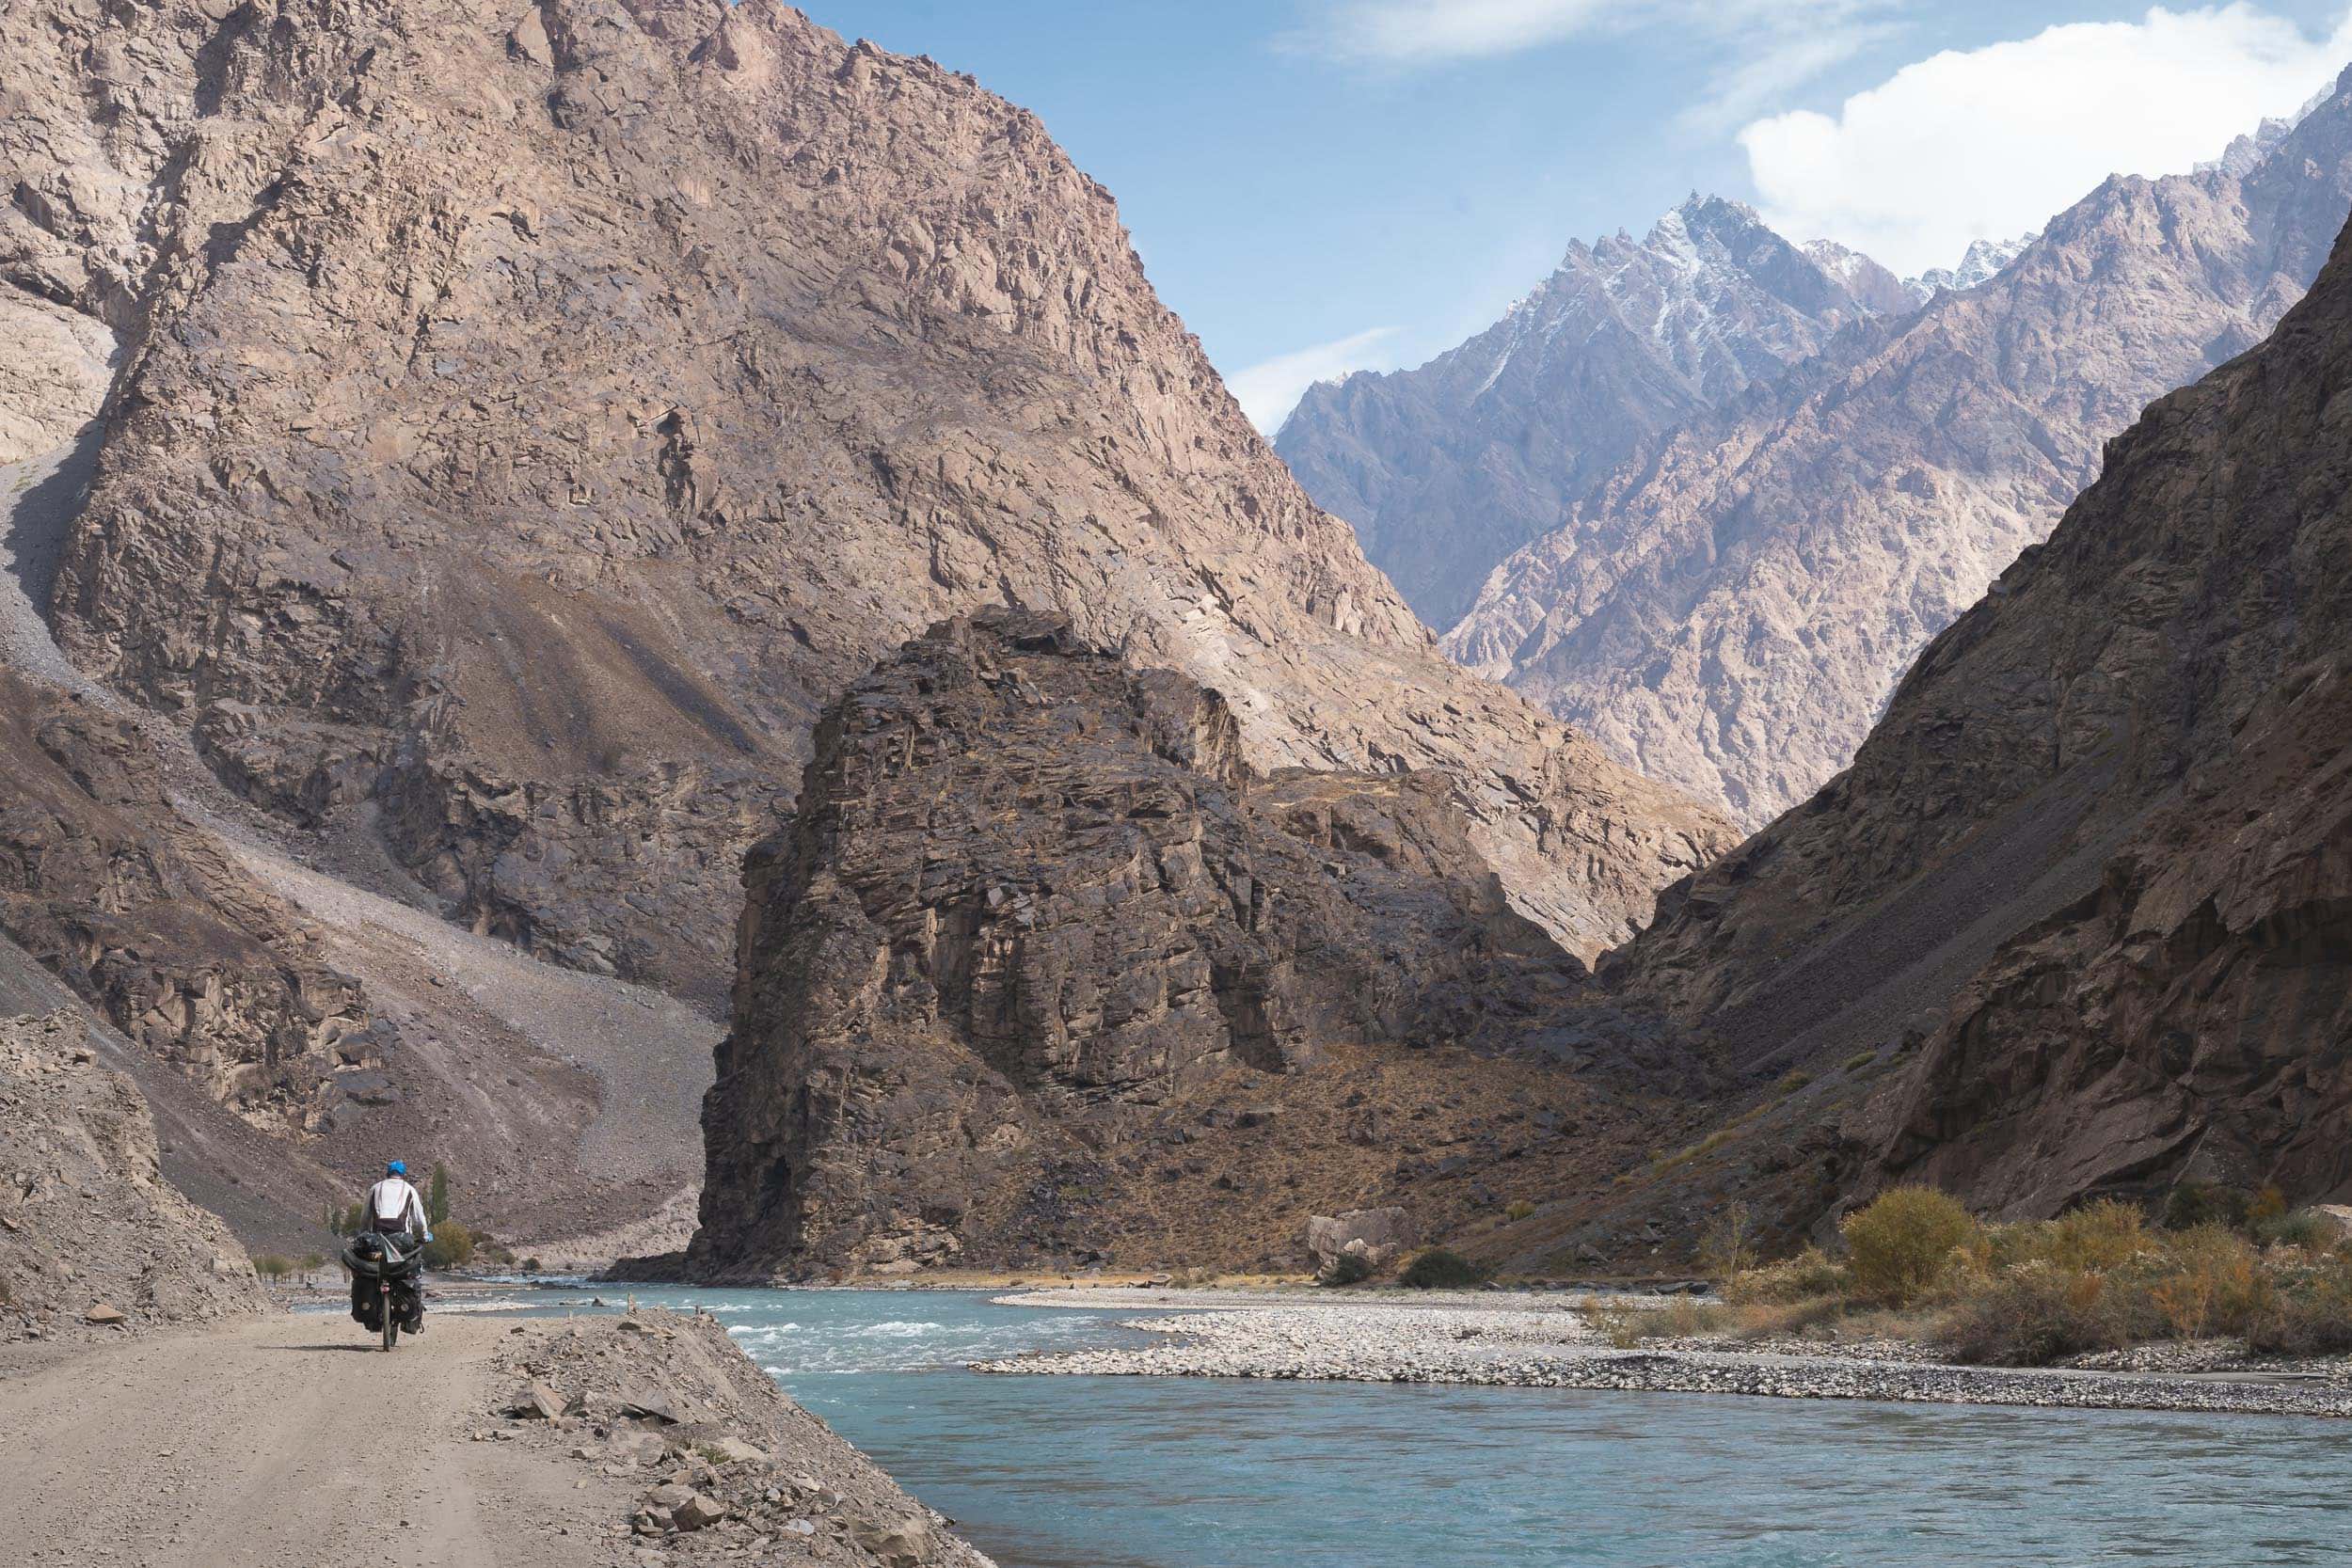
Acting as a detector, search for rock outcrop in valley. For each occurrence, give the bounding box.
[686,610,1680,1277]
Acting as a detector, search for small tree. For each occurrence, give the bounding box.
[428,1164,451,1227]
[300,1252,326,1282]
[343,1201,367,1235]
[1698,1202,1756,1281]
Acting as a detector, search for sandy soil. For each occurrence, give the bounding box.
[0,1315,638,1568]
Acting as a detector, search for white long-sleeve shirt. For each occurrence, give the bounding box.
[367,1177,432,1240]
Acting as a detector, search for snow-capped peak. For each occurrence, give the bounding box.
[1905,233,2037,300]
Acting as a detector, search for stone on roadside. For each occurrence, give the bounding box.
[84,1302,127,1324]
[619,1386,685,1423]
[704,1434,766,1464]
[510,1381,565,1420]
[672,1493,726,1530]
[851,1515,935,1566]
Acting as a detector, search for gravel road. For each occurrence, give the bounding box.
[0,1315,644,1568]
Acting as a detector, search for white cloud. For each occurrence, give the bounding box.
[1227,326,1402,434]
[1740,5,2352,277]
[1295,0,1894,126]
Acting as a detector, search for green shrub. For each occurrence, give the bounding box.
[1320,1251,1373,1286]
[1505,1199,1536,1222]
[2162,1181,2250,1231]
[423,1220,477,1269]
[1725,1246,1849,1305]
[1588,1304,1649,1348]
[252,1254,295,1280]
[2246,1260,2352,1355]
[1773,1070,1813,1097]
[1841,1187,1979,1306]
[1843,1050,1878,1072]
[1399,1247,1490,1289]
[2253,1208,2336,1250]
[2011,1198,2149,1274]
[2145,1224,2271,1339]
[1940,1262,2160,1366]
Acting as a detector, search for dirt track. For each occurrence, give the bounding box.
[0,1315,635,1568]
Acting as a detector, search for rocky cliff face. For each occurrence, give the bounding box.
[1565,204,2352,1243]
[0,670,379,1136]
[2,0,1727,1020]
[1278,197,1901,629]
[687,610,1680,1278]
[1446,80,2352,827]
[0,1010,268,1337]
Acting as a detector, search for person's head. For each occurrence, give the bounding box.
[386,1160,406,1179]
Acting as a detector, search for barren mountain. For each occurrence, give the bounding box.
[683,610,1682,1279]
[1278,197,1902,628]
[5,0,1724,996]
[0,0,1728,1248]
[1448,79,2352,826]
[1490,206,2352,1268]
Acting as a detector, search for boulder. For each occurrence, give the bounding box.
[703,1435,767,1465]
[672,1493,727,1531]
[83,1302,127,1325]
[1304,1209,1415,1275]
[509,1382,565,1420]
[851,1516,935,1567]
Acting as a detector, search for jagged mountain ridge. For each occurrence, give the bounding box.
[1276,196,1908,629]
[1904,233,2035,297]
[1447,75,2352,826]
[1572,198,2352,1241]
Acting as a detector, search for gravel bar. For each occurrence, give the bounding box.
[975,1294,2352,1419]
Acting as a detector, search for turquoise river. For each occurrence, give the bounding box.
[485,1286,2350,1567]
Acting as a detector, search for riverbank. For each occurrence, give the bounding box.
[978,1290,2352,1418]
[0,1307,990,1567]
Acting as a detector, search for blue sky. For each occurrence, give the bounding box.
[807,3,2352,429]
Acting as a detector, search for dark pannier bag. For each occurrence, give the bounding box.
[342,1231,422,1279]
[347,1230,424,1330]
